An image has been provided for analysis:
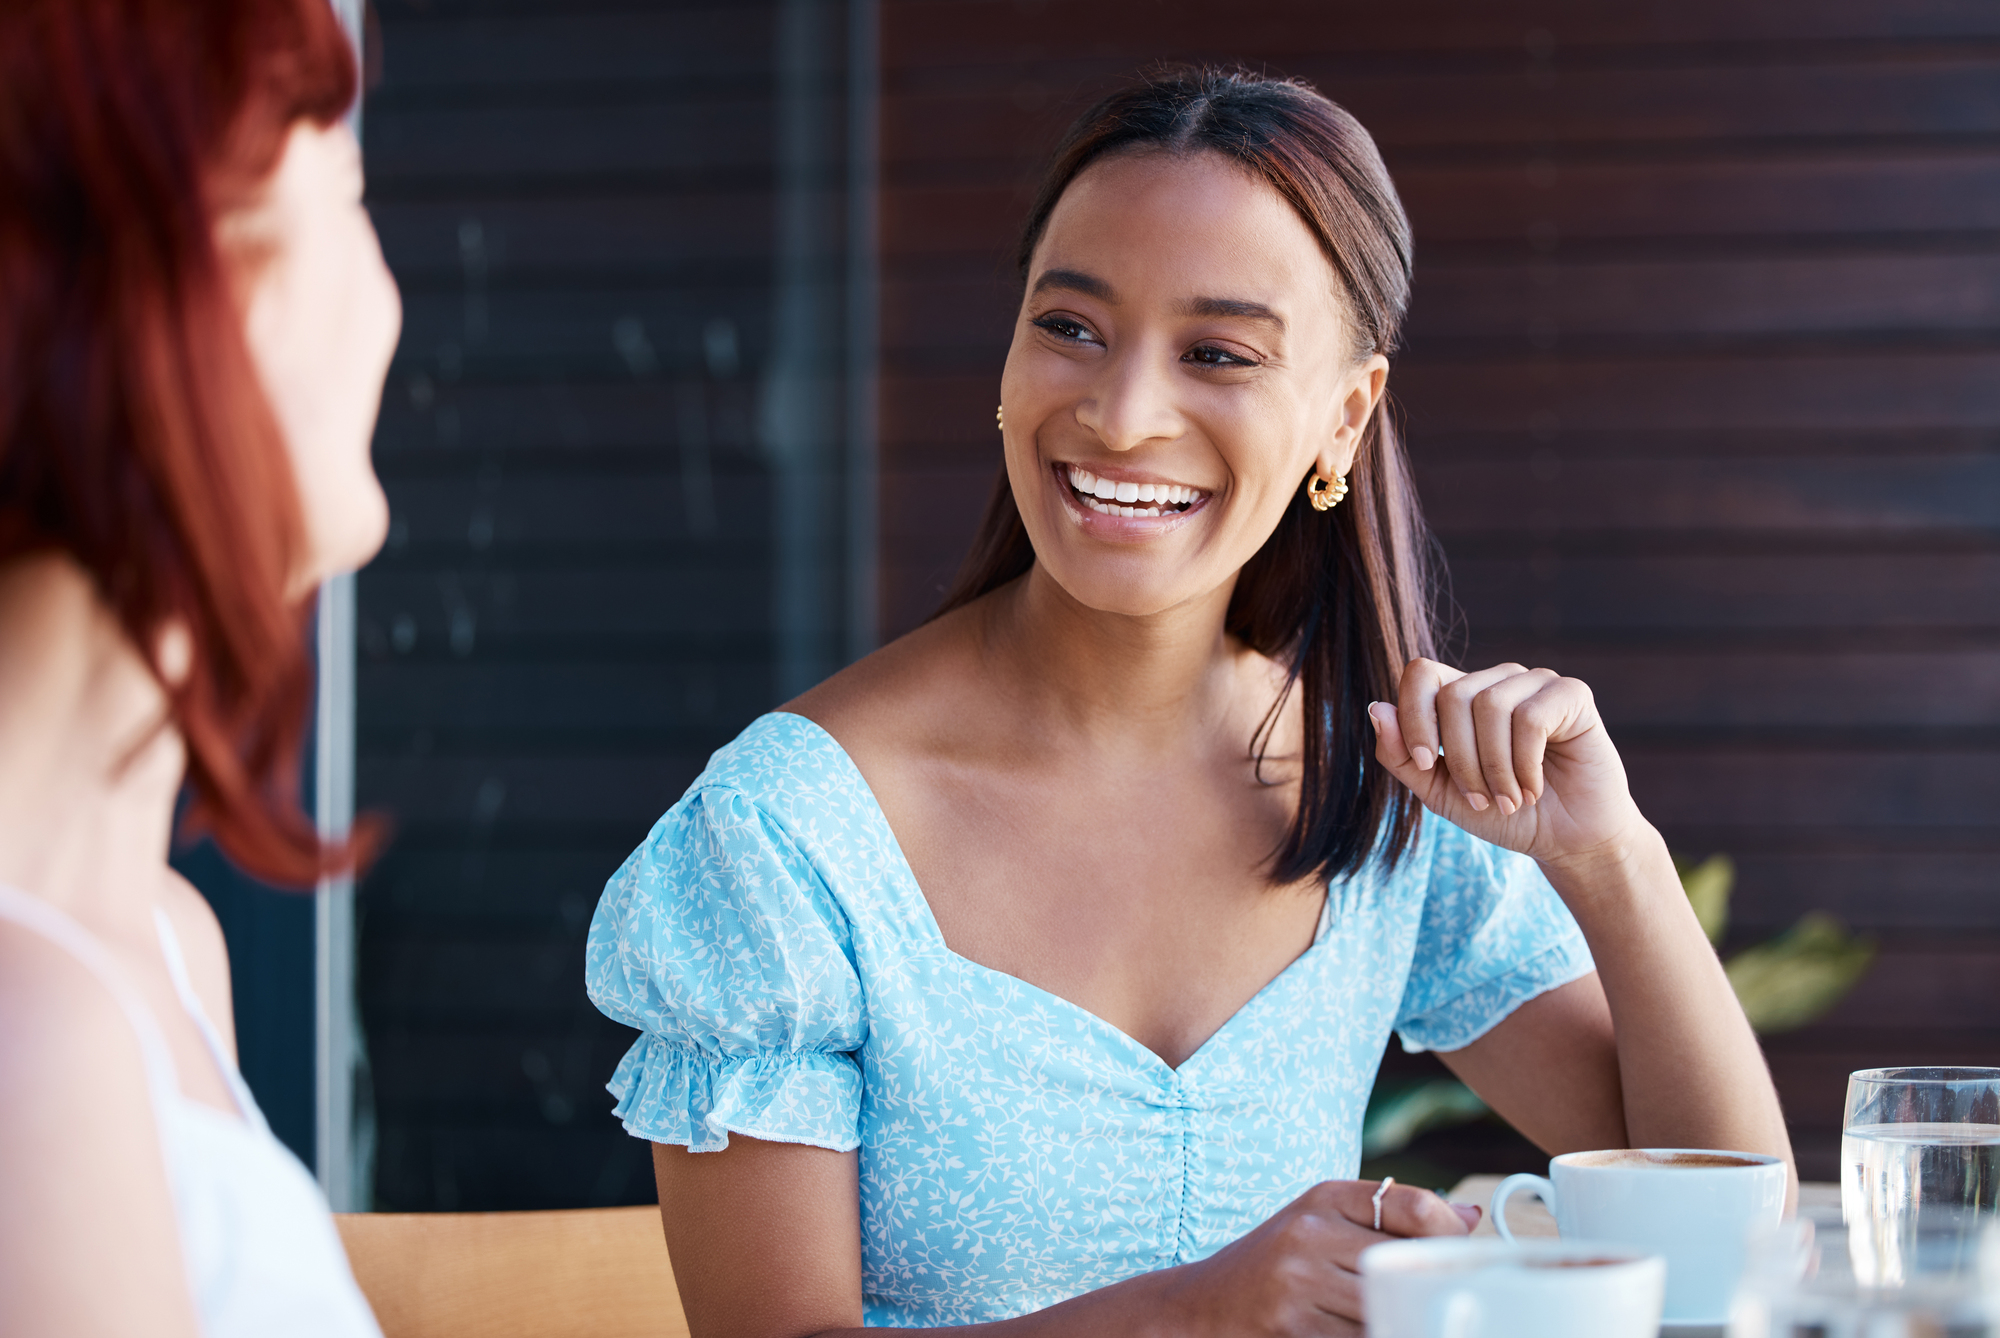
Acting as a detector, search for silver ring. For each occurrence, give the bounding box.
[1373,1176,1395,1232]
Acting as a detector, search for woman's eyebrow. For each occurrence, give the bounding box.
[1031,268,1114,301]
[1180,295,1286,331]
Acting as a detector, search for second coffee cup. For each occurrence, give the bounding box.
[1490,1147,1787,1325]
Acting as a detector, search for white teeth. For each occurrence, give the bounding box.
[1069,470,1208,517]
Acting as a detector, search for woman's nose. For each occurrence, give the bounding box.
[1073,349,1182,453]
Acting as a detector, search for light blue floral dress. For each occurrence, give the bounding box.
[586,712,1593,1327]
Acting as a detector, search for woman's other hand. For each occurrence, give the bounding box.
[1160,1179,1478,1336]
[1367,659,1645,871]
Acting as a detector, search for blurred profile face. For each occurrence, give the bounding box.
[220,120,399,594]
[998,149,1387,619]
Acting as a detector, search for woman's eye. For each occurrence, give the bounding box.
[1032,314,1098,344]
[1185,344,1255,367]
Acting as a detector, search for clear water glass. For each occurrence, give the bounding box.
[1728,1210,2000,1337]
[1842,1067,2000,1287]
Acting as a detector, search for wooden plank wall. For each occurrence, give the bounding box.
[878,0,2000,1180]
[357,1,786,1209]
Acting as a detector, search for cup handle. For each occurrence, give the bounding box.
[1433,1290,1482,1338]
[1489,1173,1555,1244]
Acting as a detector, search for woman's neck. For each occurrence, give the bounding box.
[0,554,182,928]
[978,563,1262,745]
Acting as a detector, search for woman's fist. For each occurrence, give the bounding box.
[1368,659,1647,870]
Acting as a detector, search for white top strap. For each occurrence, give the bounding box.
[0,883,182,1109]
[152,907,261,1128]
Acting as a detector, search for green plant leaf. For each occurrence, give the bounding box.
[1676,853,1735,946]
[1362,1079,1491,1157]
[1725,913,1875,1035]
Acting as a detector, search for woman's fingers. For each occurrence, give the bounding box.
[1311,1180,1476,1272]
[1471,668,1559,814]
[1384,660,1586,815]
[1392,658,1463,774]
[1433,664,1525,811]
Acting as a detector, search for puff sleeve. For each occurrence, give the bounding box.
[585,785,866,1153]
[1393,819,1596,1054]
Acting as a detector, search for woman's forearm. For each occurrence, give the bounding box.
[1539,821,1794,1179]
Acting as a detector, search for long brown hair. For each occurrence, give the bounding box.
[0,0,367,886]
[937,67,1443,885]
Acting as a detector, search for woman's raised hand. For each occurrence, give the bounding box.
[1159,1180,1477,1336]
[1367,659,1646,870]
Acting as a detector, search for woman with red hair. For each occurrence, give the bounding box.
[0,0,397,1331]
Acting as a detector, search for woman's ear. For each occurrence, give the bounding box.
[1319,354,1390,478]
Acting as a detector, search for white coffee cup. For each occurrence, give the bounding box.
[1361,1236,1666,1338]
[1490,1147,1787,1325]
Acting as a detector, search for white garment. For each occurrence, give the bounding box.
[0,885,381,1338]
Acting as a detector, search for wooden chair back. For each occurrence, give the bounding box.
[335,1207,690,1338]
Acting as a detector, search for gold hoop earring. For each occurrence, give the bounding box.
[995,404,1004,432]
[1306,471,1349,511]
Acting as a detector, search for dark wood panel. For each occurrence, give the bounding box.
[369,192,775,279]
[371,1119,650,1213]
[358,753,711,831]
[1419,456,2000,536]
[1805,944,2000,1031]
[1413,425,2000,464]
[885,0,2000,62]
[366,98,774,185]
[1765,1035,2000,1129]
[880,461,1003,552]
[1408,253,2000,341]
[368,1029,632,1114]
[357,660,775,735]
[396,286,772,372]
[888,60,2000,166]
[1699,850,2000,932]
[1624,748,2000,828]
[360,564,772,644]
[371,9,772,93]
[384,466,772,553]
[375,381,766,457]
[361,844,636,927]
[1565,650,2000,728]
[1395,151,2000,242]
[1452,552,2000,632]
[366,937,608,1024]
[1396,350,2000,431]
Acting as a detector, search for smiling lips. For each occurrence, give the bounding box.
[1063,464,1211,519]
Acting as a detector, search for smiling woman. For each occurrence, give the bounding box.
[585,67,1792,1338]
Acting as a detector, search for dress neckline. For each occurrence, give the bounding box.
[765,710,1336,1078]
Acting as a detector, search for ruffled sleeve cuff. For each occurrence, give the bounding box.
[1395,933,1596,1055]
[607,1034,863,1153]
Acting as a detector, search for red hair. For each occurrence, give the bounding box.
[0,0,365,886]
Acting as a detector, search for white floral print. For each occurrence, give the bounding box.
[586,712,1592,1326]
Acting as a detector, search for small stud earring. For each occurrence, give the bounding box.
[1305,471,1349,511]
[996,404,1004,432]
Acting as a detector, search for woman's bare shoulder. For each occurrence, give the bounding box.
[0,919,201,1334]
[0,916,145,1079]
[785,602,991,767]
